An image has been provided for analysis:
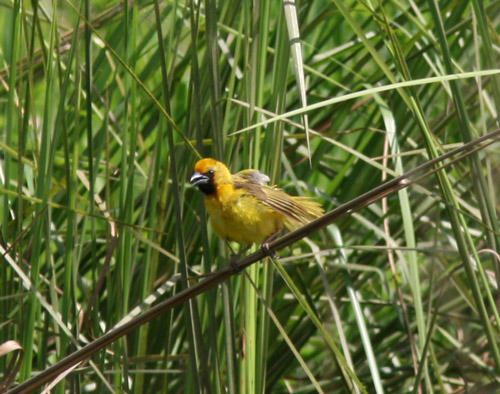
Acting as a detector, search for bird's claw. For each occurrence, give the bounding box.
[261,242,277,258]
[228,243,275,274]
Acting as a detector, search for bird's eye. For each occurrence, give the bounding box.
[208,170,215,176]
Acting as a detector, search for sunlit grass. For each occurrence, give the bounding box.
[1,0,499,392]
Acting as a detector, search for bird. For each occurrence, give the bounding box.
[190,158,324,248]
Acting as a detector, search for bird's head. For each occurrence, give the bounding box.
[190,158,232,195]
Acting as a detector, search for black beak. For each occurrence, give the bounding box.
[190,172,209,187]
[190,171,215,194]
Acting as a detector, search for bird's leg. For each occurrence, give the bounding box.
[227,243,250,273]
[261,229,281,258]
[230,255,243,273]
[227,228,280,273]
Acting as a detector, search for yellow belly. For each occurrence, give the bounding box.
[205,188,282,245]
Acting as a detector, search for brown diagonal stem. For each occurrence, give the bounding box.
[8,129,500,394]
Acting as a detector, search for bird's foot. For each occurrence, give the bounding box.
[261,242,277,259]
[260,229,280,259]
[226,244,250,274]
[230,254,244,274]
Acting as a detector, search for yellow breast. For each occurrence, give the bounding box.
[204,184,283,245]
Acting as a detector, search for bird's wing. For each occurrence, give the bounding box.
[259,187,320,224]
[234,169,270,185]
[232,170,270,202]
[233,172,320,225]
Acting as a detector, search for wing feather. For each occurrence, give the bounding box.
[234,169,270,185]
[233,172,323,229]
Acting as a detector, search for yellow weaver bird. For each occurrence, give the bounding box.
[190,158,324,246]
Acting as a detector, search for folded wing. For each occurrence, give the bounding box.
[233,170,323,230]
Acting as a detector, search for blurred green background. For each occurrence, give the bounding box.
[1,0,499,392]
